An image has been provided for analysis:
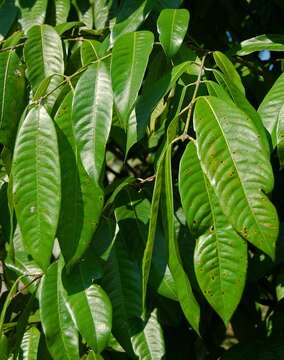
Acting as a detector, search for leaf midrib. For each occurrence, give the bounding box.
[203,97,267,247]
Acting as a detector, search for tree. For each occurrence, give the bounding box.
[0,0,284,359]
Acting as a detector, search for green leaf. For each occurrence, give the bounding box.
[180,142,247,324]
[102,237,142,354]
[179,142,212,236]
[157,9,190,58]
[24,24,64,93]
[40,261,79,359]
[54,0,70,25]
[72,0,93,28]
[93,0,112,30]
[0,0,18,41]
[126,61,190,154]
[0,335,8,359]
[111,31,154,130]
[110,0,154,44]
[131,309,165,359]
[213,51,245,95]
[12,106,61,270]
[63,269,112,354]
[16,0,47,33]
[206,80,234,104]
[0,50,25,148]
[7,225,42,291]
[236,34,284,56]
[194,96,279,259]
[162,144,200,333]
[276,105,284,169]
[19,327,40,360]
[73,61,112,186]
[258,72,284,148]
[86,351,104,360]
[212,70,270,155]
[55,91,103,266]
[80,40,101,66]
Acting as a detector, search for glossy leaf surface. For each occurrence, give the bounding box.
[180,142,247,324]
[55,91,103,266]
[194,96,279,259]
[157,9,189,58]
[111,31,154,129]
[73,61,112,186]
[40,261,79,359]
[24,24,64,92]
[258,72,284,148]
[12,106,61,270]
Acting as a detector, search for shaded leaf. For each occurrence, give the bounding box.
[162,143,200,333]
[236,34,284,56]
[0,50,25,148]
[0,0,18,41]
[40,261,79,359]
[19,327,40,360]
[258,72,284,148]
[55,91,103,267]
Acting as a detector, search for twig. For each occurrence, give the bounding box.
[183,54,207,136]
[0,43,25,53]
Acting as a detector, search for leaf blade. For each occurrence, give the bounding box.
[12,106,61,270]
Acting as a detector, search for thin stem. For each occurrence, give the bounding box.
[183,54,207,136]
[0,43,25,53]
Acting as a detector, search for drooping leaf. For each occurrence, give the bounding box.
[179,141,212,236]
[0,50,25,148]
[111,31,154,130]
[110,0,154,44]
[55,91,103,267]
[206,80,233,104]
[194,96,279,259]
[179,142,247,324]
[6,225,42,292]
[157,8,190,58]
[142,156,165,311]
[213,51,245,95]
[72,0,93,28]
[80,40,101,65]
[258,72,284,148]
[63,270,112,354]
[131,309,165,359]
[24,24,64,93]
[54,0,70,25]
[0,0,18,41]
[236,34,284,56]
[212,70,270,155]
[40,261,79,359]
[19,327,40,360]
[102,237,142,355]
[73,61,112,186]
[12,106,61,270]
[93,0,112,30]
[162,144,200,333]
[16,0,48,33]
[126,61,190,154]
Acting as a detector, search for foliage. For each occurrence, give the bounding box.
[0,0,284,359]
